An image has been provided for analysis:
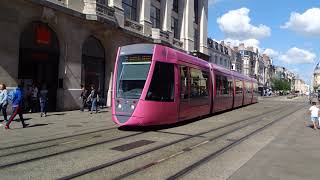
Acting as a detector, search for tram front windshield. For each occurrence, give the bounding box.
[116,54,152,99]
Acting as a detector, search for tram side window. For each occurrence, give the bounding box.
[190,68,209,98]
[228,77,233,95]
[235,80,243,94]
[216,75,229,95]
[146,62,174,102]
[253,83,259,96]
[180,66,189,99]
[246,82,252,94]
[221,76,229,95]
[216,75,221,96]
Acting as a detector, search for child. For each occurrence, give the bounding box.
[309,102,319,130]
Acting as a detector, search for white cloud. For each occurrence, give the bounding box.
[217,8,271,40]
[263,48,279,58]
[282,8,320,36]
[279,47,316,64]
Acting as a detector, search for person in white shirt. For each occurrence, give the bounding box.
[0,84,8,123]
[309,102,319,130]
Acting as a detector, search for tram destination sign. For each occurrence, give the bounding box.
[125,55,152,62]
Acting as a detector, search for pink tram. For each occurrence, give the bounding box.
[112,44,258,126]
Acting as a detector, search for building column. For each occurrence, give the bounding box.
[199,0,208,55]
[181,0,194,52]
[162,0,173,32]
[139,0,152,36]
[109,0,124,27]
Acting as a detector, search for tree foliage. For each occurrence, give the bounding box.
[271,78,291,91]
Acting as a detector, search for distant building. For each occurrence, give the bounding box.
[313,63,320,91]
[238,43,258,78]
[229,46,242,73]
[207,38,231,69]
[294,78,308,94]
[273,66,296,91]
[263,54,272,88]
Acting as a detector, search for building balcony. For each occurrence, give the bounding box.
[124,18,144,34]
[55,0,68,6]
[95,2,115,19]
[172,38,183,49]
[152,29,171,44]
[67,0,115,22]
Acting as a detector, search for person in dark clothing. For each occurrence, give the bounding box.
[30,83,39,113]
[80,85,88,112]
[39,84,48,117]
[5,86,28,129]
[87,85,98,114]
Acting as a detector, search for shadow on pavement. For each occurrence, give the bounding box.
[0,118,32,122]
[45,113,66,117]
[118,116,206,132]
[117,107,254,132]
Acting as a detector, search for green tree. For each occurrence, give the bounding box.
[271,78,291,91]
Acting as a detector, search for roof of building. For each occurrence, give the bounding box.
[314,63,320,74]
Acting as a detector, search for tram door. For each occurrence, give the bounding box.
[179,66,210,121]
[179,66,190,121]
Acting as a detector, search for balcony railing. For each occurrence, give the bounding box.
[152,29,171,43]
[160,31,170,41]
[66,0,115,21]
[124,18,143,33]
[173,38,183,48]
[96,2,115,19]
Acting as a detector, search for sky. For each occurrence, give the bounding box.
[207,0,320,85]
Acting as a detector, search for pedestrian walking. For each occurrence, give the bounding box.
[26,84,32,112]
[80,84,88,112]
[5,85,28,129]
[308,101,319,130]
[30,83,38,113]
[39,84,48,117]
[0,84,8,123]
[87,85,98,114]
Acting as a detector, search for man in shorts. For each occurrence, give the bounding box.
[309,101,319,130]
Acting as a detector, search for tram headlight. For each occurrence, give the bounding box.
[130,105,135,110]
[117,104,122,109]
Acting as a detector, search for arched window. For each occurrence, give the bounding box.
[81,37,105,97]
[19,22,60,111]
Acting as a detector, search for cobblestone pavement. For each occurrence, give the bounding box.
[0,96,315,180]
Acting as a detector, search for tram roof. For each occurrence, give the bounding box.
[119,43,256,83]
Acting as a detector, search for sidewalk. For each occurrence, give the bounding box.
[229,106,320,180]
[0,108,116,148]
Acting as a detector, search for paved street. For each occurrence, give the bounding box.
[0,96,317,180]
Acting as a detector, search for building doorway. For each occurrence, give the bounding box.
[81,37,105,97]
[18,22,60,111]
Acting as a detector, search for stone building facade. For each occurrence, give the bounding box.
[262,54,272,88]
[229,46,242,73]
[0,0,208,111]
[313,63,320,91]
[207,38,231,69]
[294,78,308,94]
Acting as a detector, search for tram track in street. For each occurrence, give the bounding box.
[0,102,285,162]
[55,103,298,180]
[166,104,306,180]
[0,131,145,169]
[110,104,305,180]
[0,127,118,151]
